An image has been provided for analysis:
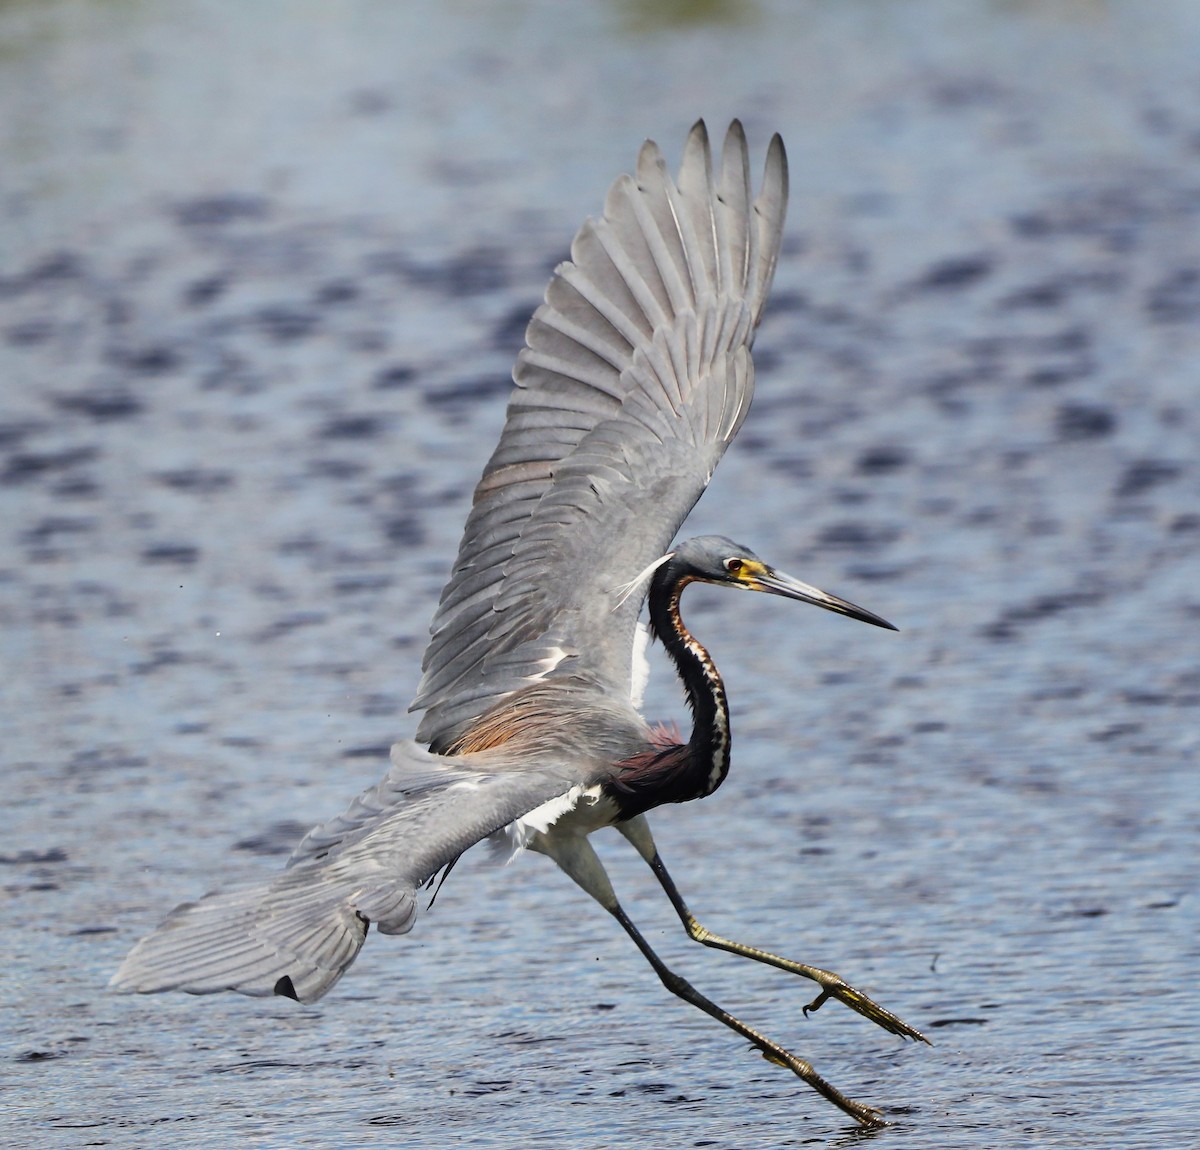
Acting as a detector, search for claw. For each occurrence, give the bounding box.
[802,989,831,1018]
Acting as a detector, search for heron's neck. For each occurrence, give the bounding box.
[648,573,731,796]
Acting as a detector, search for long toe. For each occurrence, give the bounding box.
[803,976,929,1044]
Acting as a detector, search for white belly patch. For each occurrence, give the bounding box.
[495,783,617,859]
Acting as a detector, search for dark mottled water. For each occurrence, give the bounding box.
[4,2,1199,1146]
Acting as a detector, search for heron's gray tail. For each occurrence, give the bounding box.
[109,862,412,1004]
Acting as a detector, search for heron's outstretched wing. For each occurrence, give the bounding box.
[413,120,788,750]
[110,740,587,1003]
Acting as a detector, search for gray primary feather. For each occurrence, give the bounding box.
[413,120,788,750]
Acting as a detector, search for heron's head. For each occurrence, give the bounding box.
[665,535,896,630]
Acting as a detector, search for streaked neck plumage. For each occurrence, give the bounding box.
[647,565,731,797]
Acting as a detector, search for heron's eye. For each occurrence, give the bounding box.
[724,557,743,574]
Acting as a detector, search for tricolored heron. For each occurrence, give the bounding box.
[112,121,927,1127]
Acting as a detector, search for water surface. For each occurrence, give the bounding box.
[4,2,1199,1145]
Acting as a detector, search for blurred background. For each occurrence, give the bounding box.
[3,2,1199,1146]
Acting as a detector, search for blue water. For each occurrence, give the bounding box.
[4,1,1199,1145]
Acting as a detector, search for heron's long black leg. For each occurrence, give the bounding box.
[536,830,888,1128]
[616,817,928,1044]
[606,901,888,1129]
